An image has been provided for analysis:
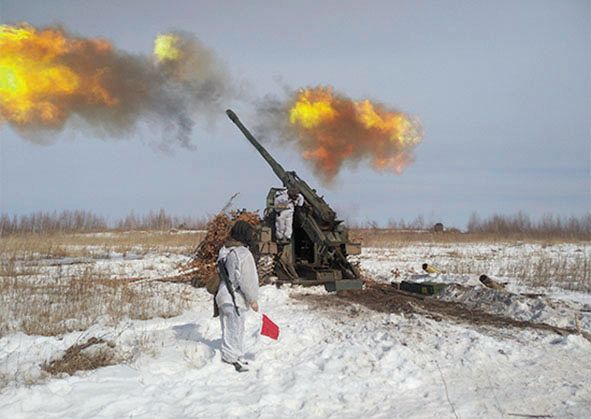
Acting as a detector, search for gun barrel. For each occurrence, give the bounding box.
[225,109,287,181]
[226,109,337,224]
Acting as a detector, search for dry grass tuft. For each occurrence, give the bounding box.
[442,251,590,292]
[0,267,194,337]
[0,229,203,338]
[0,230,205,260]
[42,337,118,376]
[356,230,590,292]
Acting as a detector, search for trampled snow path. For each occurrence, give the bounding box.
[1,285,590,418]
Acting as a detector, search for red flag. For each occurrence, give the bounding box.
[261,314,279,340]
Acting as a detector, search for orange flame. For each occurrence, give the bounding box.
[0,24,118,128]
[287,86,422,181]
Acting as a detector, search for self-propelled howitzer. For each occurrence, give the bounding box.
[225,109,362,291]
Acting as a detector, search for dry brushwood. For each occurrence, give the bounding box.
[176,210,261,287]
[43,337,116,376]
[231,210,261,227]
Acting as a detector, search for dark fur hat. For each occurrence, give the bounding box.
[230,220,253,245]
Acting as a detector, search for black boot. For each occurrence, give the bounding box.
[223,359,249,372]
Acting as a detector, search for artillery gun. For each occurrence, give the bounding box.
[225,109,363,292]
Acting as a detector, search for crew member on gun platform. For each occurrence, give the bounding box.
[274,187,304,241]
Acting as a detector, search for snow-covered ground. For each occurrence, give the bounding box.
[1,240,590,418]
[358,243,591,334]
[360,242,588,292]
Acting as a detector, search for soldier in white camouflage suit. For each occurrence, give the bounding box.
[274,187,304,241]
[216,221,260,372]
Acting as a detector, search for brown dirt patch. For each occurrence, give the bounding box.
[294,280,590,340]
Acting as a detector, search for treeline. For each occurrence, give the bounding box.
[2,209,590,238]
[350,212,591,238]
[0,210,107,235]
[115,209,208,231]
[349,215,436,230]
[467,212,591,237]
[0,209,209,236]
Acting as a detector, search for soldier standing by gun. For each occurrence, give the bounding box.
[274,187,304,241]
[216,221,260,372]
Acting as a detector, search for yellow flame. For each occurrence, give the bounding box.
[287,86,423,180]
[289,87,336,128]
[0,24,117,127]
[1,26,76,124]
[289,88,421,145]
[154,34,181,62]
[354,99,418,145]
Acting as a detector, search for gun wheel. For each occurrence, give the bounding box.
[256,254,275,284]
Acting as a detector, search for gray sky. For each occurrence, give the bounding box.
[1,0,589,227]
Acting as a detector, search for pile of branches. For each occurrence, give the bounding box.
[178,210,260,287]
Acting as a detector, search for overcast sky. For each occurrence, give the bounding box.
[1,0,589,227]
